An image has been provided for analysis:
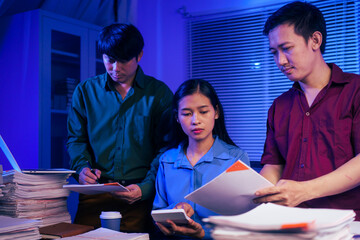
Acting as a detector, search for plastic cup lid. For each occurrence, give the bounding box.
[100,211,122,219]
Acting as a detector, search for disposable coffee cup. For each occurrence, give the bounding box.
[100,211,122,231]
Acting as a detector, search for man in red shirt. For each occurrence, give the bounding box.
[254,1,360,219]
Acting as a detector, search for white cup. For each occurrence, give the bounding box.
[100,211,122,231]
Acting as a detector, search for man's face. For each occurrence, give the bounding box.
[268,24,316,82]
[103,52,142,84]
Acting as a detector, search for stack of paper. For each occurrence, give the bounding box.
[0,215,41,240]
[61,227,149,240]
[204,203,355,240]
[0,170,73,227]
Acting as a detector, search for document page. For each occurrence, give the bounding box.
[63,182,129,195]
[185,160,273,215]
[61,227,149,240]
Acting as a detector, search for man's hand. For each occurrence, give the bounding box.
[253,179,312,206]
[174,202,194,218]
[156,219,205,239]
[111,184,142,204]
[79,167,101,185]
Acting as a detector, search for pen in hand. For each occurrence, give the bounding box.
[86,161,99,184]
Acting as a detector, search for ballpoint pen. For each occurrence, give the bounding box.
[86,161,99,183]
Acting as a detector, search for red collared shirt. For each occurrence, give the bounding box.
[261,63,360,218]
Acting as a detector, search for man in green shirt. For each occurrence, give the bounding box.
[67,23,173,233]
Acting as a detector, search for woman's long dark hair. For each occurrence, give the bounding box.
[167,79,236,149]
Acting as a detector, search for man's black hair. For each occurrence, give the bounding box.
[263,1,327,54]
[98,23,144,61]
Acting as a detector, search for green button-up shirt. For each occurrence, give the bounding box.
[67,66,173,200]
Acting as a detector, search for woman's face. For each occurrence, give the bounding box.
[177,93,219,144]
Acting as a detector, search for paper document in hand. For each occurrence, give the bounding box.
[204,203,356,231]
[185,160,273,215]
[63,182,129,195]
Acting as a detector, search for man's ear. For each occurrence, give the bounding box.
[310,31,322,51]
[136,50,144,62]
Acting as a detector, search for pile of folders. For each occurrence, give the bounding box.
[205,203,355,240]
[0,170,73,227]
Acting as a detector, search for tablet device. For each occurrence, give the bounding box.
[151,209,191,227]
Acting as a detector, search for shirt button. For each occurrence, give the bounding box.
[305,112,310,116]
[300,164,304,168]
[303,138,308,142]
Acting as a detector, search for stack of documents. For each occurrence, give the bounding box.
[204,203,355,240]
[0,215,41,240]
[0,170,73,227]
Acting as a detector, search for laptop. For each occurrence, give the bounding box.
[0,135,75,174]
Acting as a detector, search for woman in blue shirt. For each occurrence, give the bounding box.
[153,79,249,239]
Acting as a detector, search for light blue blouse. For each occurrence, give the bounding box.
[153,136,249,239]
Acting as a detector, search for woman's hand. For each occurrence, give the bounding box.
[156,219,205,239]
[174,202,194,217]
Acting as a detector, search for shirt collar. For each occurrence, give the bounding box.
[327,63,350,85]
[292,63,349,91]
[173,136,232,169]
[102,66,146,91]
[133,66,146,89]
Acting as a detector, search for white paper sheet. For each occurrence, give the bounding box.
[61,227,149,240]
[185,160,273,215]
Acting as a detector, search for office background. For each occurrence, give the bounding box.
[0,0,359,173]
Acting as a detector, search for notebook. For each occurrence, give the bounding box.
[0,135,74,174]
[39,222,94,238]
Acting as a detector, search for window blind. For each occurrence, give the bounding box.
[187,0,360,170]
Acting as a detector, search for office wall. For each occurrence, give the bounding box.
[0,14,40,171]
[135,0,288,92]
[0,0,290,170]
